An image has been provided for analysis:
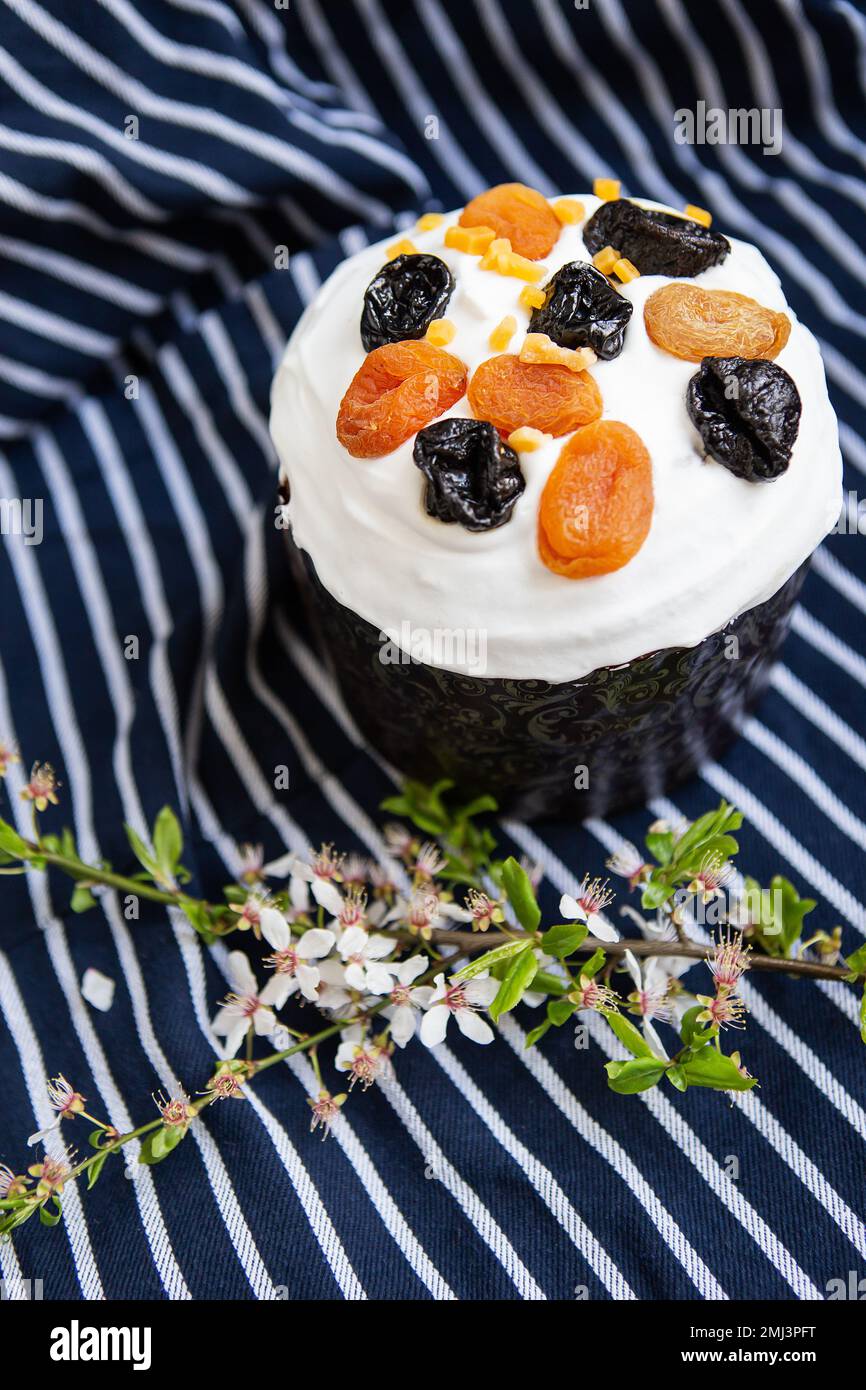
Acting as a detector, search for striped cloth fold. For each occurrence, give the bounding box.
[0,0,864,1300]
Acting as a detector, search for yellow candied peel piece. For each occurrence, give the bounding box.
[479,237,546,282]
[425,318,457,346]
[479,236,512,268]
[386,237,418,260]
[685,203,712,227]
[416,212,445,232]
[444,223,496,254]
[593,177,621,202]
[552,198,585,225]
[592,245,620,275]
[519,285,546,311]
[507,426,551,452]
[489,315,517,351]
[612,257,640,283]
[519,333,597,373]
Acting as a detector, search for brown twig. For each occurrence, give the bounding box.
[426,929,855,983]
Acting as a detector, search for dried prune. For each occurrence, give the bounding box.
[337,340,467,458]
[583,200,729,278]
[413,417,525,531]
[529,261,633,360]
[467,352,601,437]
[686,357,801,482]
[644,283,790,362]
[459,183,560,260]
[361,254,455,352]
[538,421,653,578]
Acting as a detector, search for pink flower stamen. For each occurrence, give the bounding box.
[0,740,20,778]
[710,929,751,993]
[571,975,619,1014]
[338,886,368,930]
[308,1090,344,1138]
[154,1092,194,1127]
[20,761,60,812]
[577,875,615,917]
[28,1150,73,1196]
[414,842,444,881]
[265,947,299,977]
[312,844,343,884]
[0,1163,27,1198]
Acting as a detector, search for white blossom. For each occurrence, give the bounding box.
[212,951,288,1057]
[382,956,433,1047]
[260,907,335,1002]
[338,925,395,994]
[419,972,498,1047]
[559,880,619,942]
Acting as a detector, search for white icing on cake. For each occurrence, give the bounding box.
[270,196,842,681]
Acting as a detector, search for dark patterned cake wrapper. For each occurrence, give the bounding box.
[285,528,808,821]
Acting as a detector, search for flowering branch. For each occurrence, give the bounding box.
[416,930,856,982]
[0,748,863,1243]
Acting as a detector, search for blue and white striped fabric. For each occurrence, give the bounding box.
[0,0,864,1301]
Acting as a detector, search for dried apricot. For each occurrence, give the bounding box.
[467,353,601,439]
[336,340,467,458]
[459,183,560,260]
[538,421,653,578]
[644,283,790,363]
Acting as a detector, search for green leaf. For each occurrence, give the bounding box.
[454,794,498,820]
[645,830,674,866]
[125,823,158,878]
[70,883,97,914]
[640,877,672,912]
[455,938,531,981]
[742,875,816,959]
[607,1012,655,1058]
[579,948,606,980]
[671,803,742,864]
[604,1057,667,1094]
[529,968,568,996]
[178,896,213,939]
[501,856,541,932]
[694,833,739,865]
[138,1125,185,1165]
[845,942,866,978]
[379,794,412,818]
[489,947,538,1022]
[666,1063,688,1092]
[547,997,577,1026]
[86,1152,109,1190]
[524,1020,552,1049]
[541,921,588,959]
[679,1005,717,1052]
[680,1005,705,1045]
[680,1049,757,1091]
[381,778,456,836]
[0,819,30,858]
[153,805,182,880]
[39,1196,63,1227]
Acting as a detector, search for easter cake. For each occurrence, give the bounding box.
[270,183,841,818]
